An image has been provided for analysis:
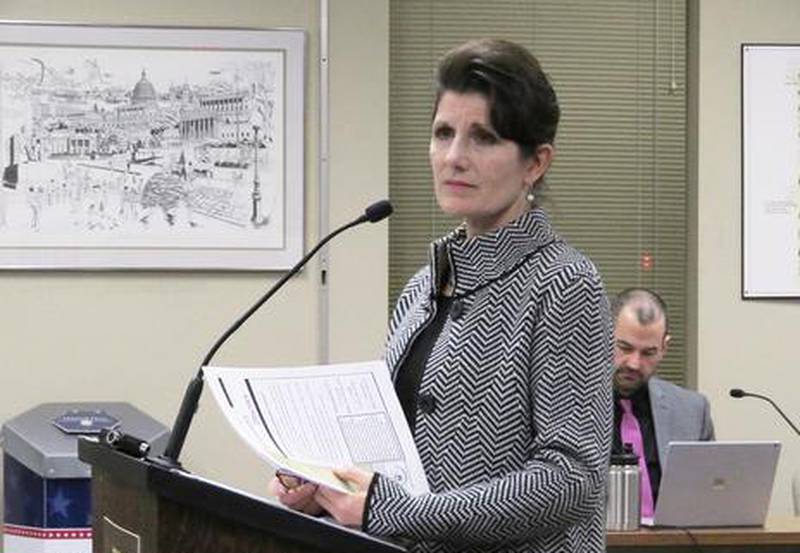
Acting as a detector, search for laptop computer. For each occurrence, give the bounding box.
[646,441,781,528]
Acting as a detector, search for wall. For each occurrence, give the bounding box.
[0,0,389,521]
[692,0,800,516]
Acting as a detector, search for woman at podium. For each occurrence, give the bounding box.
[270,38,613,553]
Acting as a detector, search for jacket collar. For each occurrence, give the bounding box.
[429,208,559,297]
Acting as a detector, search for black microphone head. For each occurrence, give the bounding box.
[730,388,746,398]
[364,200,393,223]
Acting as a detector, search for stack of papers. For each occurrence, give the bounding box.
[205,360,429,495]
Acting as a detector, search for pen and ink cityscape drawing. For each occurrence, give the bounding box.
[0,38,291,268]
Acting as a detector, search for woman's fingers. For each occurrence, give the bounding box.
[289,483,326,515]
[266,475,284,496]
[333,466,373,490]
[269,466,374,523]
[268,477,324,515]
[315,486,366,527]
[313,468,374,527]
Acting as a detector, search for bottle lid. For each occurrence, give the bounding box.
[610,443,640,465]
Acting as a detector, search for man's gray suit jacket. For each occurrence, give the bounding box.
[648,376,715,467]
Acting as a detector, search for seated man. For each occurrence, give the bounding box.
[612,288,714,519]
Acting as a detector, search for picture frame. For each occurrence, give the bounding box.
[741,44,800,297]
[0,22,305,270]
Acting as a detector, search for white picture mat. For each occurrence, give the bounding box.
[0,22,305,270]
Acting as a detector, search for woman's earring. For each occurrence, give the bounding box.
[526,185,535,203]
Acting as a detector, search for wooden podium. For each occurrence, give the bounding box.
[78,438,405,553]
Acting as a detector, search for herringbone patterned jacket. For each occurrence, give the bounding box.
[365,208,613,553]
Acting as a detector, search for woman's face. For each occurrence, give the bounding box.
[430,91,552,237]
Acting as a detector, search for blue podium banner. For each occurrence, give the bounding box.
[3,453,92,552]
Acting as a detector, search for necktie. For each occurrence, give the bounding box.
[619,398,654,519]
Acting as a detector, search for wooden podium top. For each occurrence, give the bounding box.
[77,438,405,553]
[607,516,800,547]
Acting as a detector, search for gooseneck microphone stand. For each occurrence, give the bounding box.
[156,200,393,469]
[729,388,800,437]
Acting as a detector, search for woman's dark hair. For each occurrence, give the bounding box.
[433,38,560,159]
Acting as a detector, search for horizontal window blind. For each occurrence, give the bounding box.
[389,0,687,384]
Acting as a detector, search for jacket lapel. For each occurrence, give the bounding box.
[649,377,671,467]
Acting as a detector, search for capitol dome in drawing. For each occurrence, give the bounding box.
[132,70,157,104]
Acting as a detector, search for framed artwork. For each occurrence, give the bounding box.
[0,22,304,270]
[742,44,800,297]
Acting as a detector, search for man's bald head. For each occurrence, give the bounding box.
[612,288,669,337]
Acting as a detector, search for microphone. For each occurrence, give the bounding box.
[729,388,800,437]
[361,199,393,223]
[159,200,393,467]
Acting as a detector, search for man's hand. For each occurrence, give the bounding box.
[314,467,374,528]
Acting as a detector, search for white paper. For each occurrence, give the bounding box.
[205,360,429,495]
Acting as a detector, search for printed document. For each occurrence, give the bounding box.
[205,361,429,495]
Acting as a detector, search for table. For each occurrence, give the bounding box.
[607,517,800,552]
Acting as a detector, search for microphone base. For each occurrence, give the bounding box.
[151,454,188,472]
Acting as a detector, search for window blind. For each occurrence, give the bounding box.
[389,0,687,384]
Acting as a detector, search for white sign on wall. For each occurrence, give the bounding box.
[742,44,800,297]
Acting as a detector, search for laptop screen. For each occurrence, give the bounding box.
[648,441,780,528]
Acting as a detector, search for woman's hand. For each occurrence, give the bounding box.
[267,475,325,516]
[314,467,374,528]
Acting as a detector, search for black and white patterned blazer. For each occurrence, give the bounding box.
[364,208,613,553]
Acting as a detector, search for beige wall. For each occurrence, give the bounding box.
[692,0,800,516]
[0,0,388,516]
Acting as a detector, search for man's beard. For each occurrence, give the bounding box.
[614,367,645,395]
